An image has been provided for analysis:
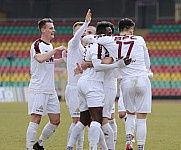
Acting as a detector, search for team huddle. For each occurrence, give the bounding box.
[26,9,153,150]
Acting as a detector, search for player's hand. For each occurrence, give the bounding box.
[55,46,67,51]
[116,58,125,68]
[85,9,91,23]
[62,49,67,62]
[81,61,89,70]
[116,56,132,68]
[117,78,122,82]
[147,69,154,78]
[74,63,83,75]
[123,56,132,65]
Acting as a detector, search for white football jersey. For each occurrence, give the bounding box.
[83,35,118,88]
[29,39,55,93]
[80,43,106,82]
[67,21,89,86]
[83,34,149,82]
[114,35,149,77]
[83,35,118,61]
[104,69,117,89]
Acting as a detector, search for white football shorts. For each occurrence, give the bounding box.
[118,88,126,112]
[77,79,105,112]
[120,76,152,113]
[103,87,117,118]
[65,85,80,117]
[28,91,60,116]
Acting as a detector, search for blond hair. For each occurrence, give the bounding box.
[73,21,84,32]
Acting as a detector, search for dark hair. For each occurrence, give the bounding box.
[96,21,114,35]
[38,18,53,31]
[118,18,135,32]
[107,22,114,34]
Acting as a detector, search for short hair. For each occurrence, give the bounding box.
[86,26,96,35]
[73,22,84,31]
[107,22,114,34]
[38,18,53,32]
[96,21,114,34]
[118,18,135,32]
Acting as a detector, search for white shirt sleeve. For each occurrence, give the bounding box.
[92,58,126,72]
[143,45,151,70]
[70,21,89,48]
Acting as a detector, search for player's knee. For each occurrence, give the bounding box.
[31,114,42,124]
[91,116,102,124]
[80,117,91,126]
[119,112,126,119]
[80,110,91,126]
[50,118,60,125]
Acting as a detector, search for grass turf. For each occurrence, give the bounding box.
[0,101,180,150]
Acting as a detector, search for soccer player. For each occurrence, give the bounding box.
[26,18,66,150]
[114,18,152,150]
[65,9,96,150]
[68,21,131,150]
[98,21,117,150]
[81,21,118,150]
[81,22,133,150]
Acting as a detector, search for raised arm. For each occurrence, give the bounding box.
[71,9,92,46]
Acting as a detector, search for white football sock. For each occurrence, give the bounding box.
[76,127,84,150]
[38,122,58,146]
[125,114,136,135]
[136,119,147,147]
[26,122,39,149]
[138,144,145,150]
[67,123,76,145]
[102,123,115,150]
[125,114,136,144]
[98,128,108,150]
[88,121,101,150]
[109,119,117,145]
[67,121,85,148]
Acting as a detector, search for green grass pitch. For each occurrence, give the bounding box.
[0,101,181,150]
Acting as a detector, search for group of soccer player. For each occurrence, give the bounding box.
[26,8,153,150]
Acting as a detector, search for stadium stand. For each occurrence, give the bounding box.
[145,20,181,98]
[0,21,69,95]
[0,20,180,98]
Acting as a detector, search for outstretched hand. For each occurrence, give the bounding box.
[62,49,67,62]
[85,9,92,22]
[55,46,67,51]
[74,63,83,76]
